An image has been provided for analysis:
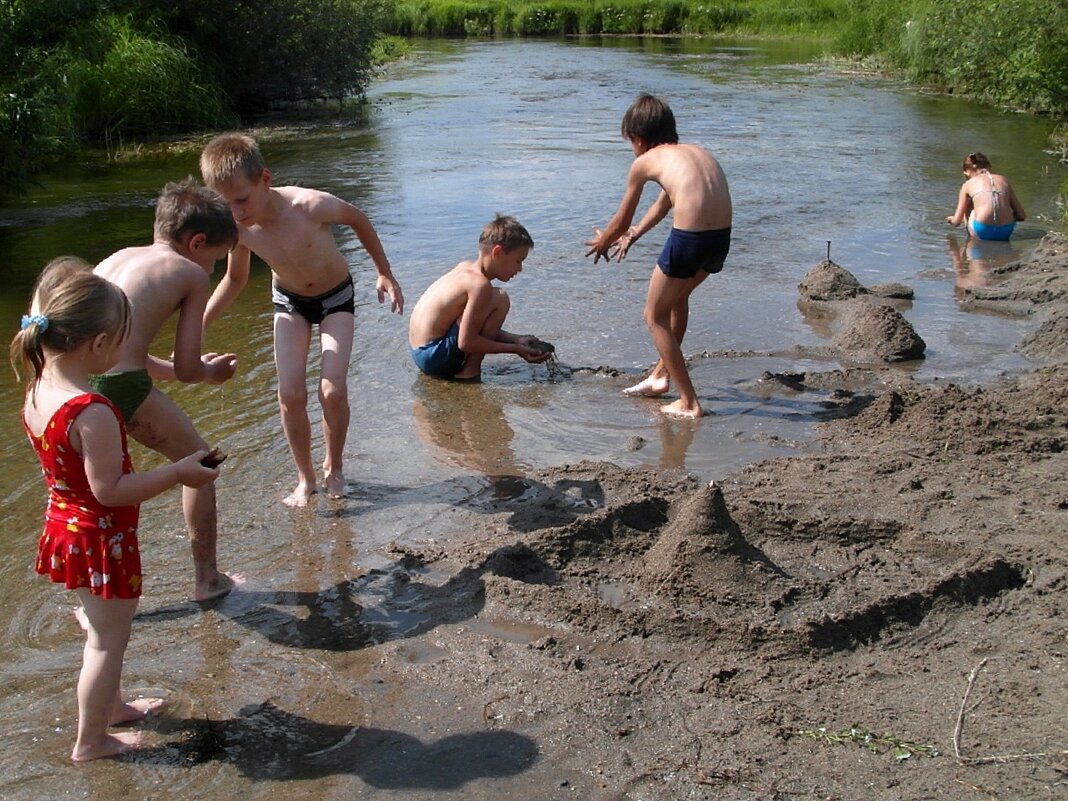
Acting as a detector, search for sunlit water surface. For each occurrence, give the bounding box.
[0,37,1065,800]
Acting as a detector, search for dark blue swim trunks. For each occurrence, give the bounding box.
[657,227,731,279]
[272,275,355,324]
[411,322,466,377]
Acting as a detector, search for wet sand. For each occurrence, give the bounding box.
[41,234,1059,800]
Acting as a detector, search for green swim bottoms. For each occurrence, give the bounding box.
[88,369,153,423]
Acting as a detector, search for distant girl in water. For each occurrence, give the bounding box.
[10,260,219,761]
[946,152,1026,241]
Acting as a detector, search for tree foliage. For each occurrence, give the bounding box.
[0,0,390,198]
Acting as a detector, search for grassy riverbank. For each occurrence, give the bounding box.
[1,0,1065,204]
[386,0,1068,118]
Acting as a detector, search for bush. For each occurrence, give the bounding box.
[905,0,1068,114]
[149,0,390,113]
[683,3,752,34]
[64,15,232,144]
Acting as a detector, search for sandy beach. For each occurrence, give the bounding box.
[409,236,1068,799]
[133,234,1066,799]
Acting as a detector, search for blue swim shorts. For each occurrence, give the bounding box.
[411,322,466,377]
[969,219,1015,242]
[272,275,355,324]
[657,227,732,279]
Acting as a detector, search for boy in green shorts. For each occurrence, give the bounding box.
[92,178,241,601]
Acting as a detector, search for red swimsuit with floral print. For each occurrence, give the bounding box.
[25,393,142,599]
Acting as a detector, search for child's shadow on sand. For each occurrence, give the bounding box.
[132,701,538,786]
[151,543,559,651]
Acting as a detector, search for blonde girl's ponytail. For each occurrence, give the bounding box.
[9,257,129,390]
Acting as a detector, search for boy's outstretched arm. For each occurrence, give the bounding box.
[204,245,251,329]
[174,271,236,384]
[613,189,672,261]
[586,161,648,263]
[335,198,404,314]
[77,404,218,507]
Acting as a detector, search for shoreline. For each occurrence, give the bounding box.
[369,234,1068,797]
[147,234,1068,798]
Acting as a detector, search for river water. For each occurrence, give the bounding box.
[0,37,1065,799]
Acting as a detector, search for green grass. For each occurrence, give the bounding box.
[388,0,854,37]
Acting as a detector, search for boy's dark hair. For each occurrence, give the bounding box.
[479,214,534,253]
[621,93,679,146]
[963,152,993,172]
[154,178,238,247]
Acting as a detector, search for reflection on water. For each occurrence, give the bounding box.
[411,376,521,474]
[1,36,1067,801]
[945,233,1019,297]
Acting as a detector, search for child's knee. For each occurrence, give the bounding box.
[642,306,662,329]
[277,383,308,408]
[319,378,348,407]
[494,288,511,314]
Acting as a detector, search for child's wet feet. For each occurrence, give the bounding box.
[324,472,349,499]
[111,696,165,726]
[623,375,670,397]
[195,570,245,602]
[71,730,145,762]
[283,481,317,508]
[659,400,710,419]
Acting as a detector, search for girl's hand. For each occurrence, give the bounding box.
[176,451,221,488]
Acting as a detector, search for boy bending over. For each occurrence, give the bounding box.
[199,133,403,507]
[408,214,553,381]
[586,93,732,419]
[92,178,241,601]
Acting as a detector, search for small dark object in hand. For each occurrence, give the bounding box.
[529,338,555,354]
[201,448,227,468]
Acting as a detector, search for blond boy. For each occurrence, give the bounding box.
[586,94,732,419]
[199,133,403,507]
[409,215,552,381]
[92,178,240,600]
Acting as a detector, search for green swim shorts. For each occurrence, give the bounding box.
[88,369,153,423]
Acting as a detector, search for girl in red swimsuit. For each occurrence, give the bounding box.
[10,259,221,762]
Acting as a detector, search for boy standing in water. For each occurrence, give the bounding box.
[409,214,553,380]
[586,93,732,418]
[199,133,403,507]
[92,178,242,601]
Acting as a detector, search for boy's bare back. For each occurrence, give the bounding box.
[94,243,215,374]
[630,143,732,230]
[408,260,487,347]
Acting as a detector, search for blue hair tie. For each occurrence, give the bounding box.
[21,313,49,332]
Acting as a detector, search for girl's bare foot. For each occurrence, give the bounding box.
[324,472,349,499]
[623,375,670,397]
[111,696,164,726]
[71,730,144,762]
[283,481,316,508]
[195,571,245,602]
[659,399,710,419]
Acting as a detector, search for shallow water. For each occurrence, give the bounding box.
[0,37,1065,799]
